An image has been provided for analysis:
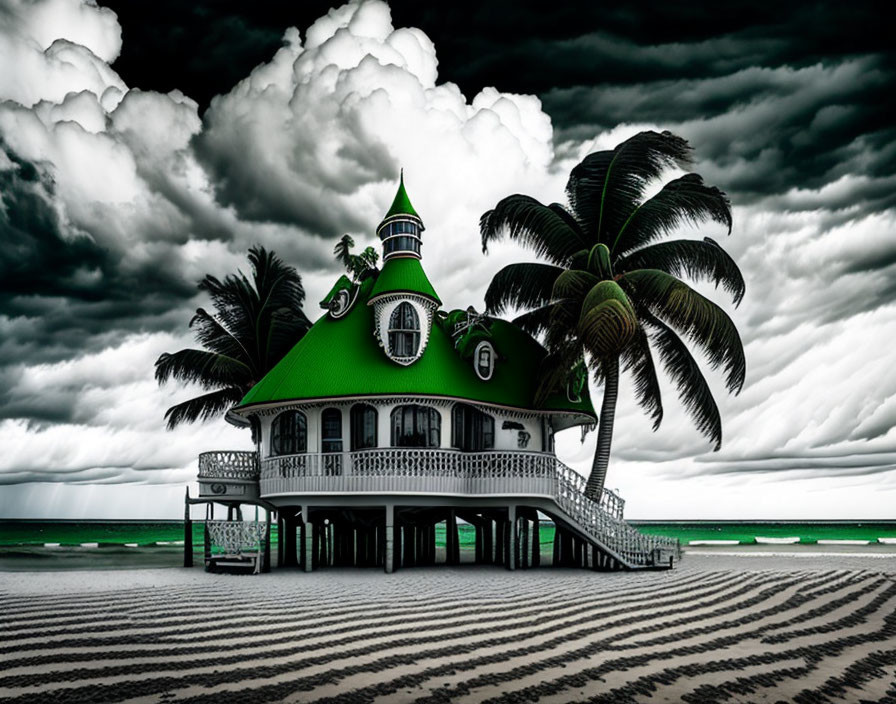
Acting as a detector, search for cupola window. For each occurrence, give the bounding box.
[391,405,441,448]
[271,410,307,456]
[381,220,421,258]
[388,302,421,358]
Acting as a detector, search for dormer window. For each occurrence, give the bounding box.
[388,302,420,359]
[474,341,495,381]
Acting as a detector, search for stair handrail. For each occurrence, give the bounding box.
[550,458,680,566]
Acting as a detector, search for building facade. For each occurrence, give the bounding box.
[188,176,679,573]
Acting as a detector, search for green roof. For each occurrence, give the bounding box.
[319,274,353,307]
[382,171,420,221]
[370,256,440,304]
[237,276,594,419]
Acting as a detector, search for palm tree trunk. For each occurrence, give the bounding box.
[585,355,619,500]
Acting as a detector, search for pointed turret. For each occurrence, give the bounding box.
[377,170,425,261]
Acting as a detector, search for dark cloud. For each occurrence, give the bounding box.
[0,140,109,302]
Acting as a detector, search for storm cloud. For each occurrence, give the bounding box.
[1,0,894,518]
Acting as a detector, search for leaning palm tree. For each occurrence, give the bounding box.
[155,245,311,429]
[481,130,745,499]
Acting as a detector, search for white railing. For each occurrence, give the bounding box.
[550,463,679,566]
[260,449,624,517]
[261,449,559,501]
[198,451,259,481]
[204,447,677,567]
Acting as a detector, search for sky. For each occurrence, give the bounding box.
[1,0,893,520]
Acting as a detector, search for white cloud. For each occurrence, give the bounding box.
[1,0,895,521]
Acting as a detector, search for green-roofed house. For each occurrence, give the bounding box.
[192,176,680,574]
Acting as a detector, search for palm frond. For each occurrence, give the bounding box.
[163,387,246,430]
[154,349,252,390]
[567,130,692,243]
[334,234,355,271]
[616,237,744,306]
[612,173,732,256]
[641,311,723,450]
[512,304,555,338]
[264,308,312,370]
[480,195,587,265]
[620,269,745,393]
[551,269,599,300]
[189,308,252,366]
[533,343,583,407]
[484,263,564,315]
[577,281,638,359]
[620,324,663,431]
[250,245,306,318]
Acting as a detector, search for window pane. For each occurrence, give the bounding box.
[351,404,377,450]
[391,404,440,447]
[321,408,342,453]
[271,410,306,455]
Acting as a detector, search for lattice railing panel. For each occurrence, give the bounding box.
[199,451,259,480]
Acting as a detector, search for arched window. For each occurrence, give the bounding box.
[321,408,343,453]
[350,404,377,450]
[270,410,307,456]
[391,405,441,447]
[388,302,421,358]
[452,403,495,451]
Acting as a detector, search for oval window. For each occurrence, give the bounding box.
[473,341,494,381]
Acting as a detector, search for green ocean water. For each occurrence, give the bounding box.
[2,519,895,571]
[3,519,896,549]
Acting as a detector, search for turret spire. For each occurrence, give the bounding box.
[378,171,424,260]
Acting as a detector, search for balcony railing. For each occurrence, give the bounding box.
[198,451,259,481]
[259,449,625,519]
[200,447,678,567]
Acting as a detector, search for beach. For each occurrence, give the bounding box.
[2,551,895,703]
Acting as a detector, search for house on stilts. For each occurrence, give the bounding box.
[184,175,680,573]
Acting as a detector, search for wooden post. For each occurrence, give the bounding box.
[183,488,193,568]
[262,508,271,573]
[507,506,516,571]
[484,519,493,564]
[394,517,402,571]
[474,520,483,564]
[203,505,211,568]
[447,511,459,566]
[494,520,503,565]
[304,520,314,572]
[552,523,560,567]
[531,518,540,567]
[276,514,284,567]
[384,505,395,574]
[520,518,529,569]
[403,523,414,567]
[283,515,298,567]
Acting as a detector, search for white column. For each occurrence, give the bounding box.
[384,504,395,574]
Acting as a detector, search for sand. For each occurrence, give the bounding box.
[1,552,895,703]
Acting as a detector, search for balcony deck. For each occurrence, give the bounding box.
[197,448,678,568]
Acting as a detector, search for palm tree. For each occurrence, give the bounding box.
[155,245,311,430]
[480,130,745,499]
[334,234,379,280]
